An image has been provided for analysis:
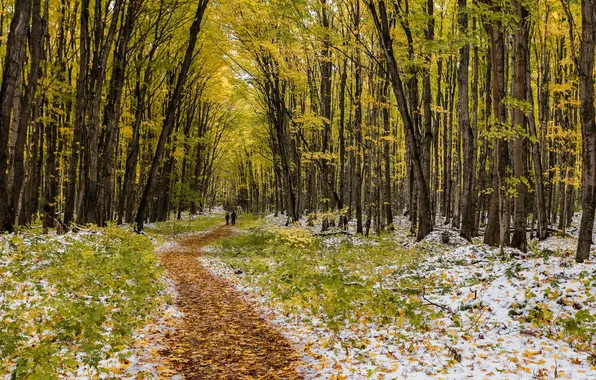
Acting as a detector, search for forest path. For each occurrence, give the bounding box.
[159,224,303,379]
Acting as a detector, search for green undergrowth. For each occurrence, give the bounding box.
[145,211,261,237]
[0,227,164,378]
[144,212,223,236]
[230,213,263,230]
[213,225,437,332]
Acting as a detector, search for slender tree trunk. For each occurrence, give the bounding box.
[353,1,364,233]
[443,59,455,222]
[484,22,509,247]
[338,57,347,224]
[433,58,442,226]
[80,0,123,225]
[135,0,210,230]
[422,0,434,227]
[319,0,333,232]
[367,0,433,240]
[470,33,480,236]
[510,0,529,251]
[477,48,492,233]
[458,0,474,241]
[382,78,393,229]
[45,100,59,231]
[64,0,89,225]
[577,0,596,262]
[98,0,137,226]
[11,0,46,228]
[44,1,68,232]
[526,42,549,240]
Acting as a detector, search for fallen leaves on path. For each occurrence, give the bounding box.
[160,225,303,379]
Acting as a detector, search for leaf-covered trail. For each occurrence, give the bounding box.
[159,224,303,379]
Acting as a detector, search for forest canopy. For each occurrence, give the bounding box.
[0,0,596,262]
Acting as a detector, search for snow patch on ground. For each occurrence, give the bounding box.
[155,240,182,254]
[534,234,596,256]
[201,239,596,379]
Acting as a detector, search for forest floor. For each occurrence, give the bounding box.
[3,214,596,379]
[197,214,596,379]
[0,226,175,378]
[157,224,303,379]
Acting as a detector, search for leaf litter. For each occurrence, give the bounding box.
[158,225,303,379]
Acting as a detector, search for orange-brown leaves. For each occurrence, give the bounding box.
[160,225,303,379]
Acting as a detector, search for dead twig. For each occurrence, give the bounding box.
[444,343,462,363]
[421,286,456,316]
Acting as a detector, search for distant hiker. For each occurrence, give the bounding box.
[231,211,237,225]
[225,212,230,225]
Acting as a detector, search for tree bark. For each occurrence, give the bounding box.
[422,0,434,229]
[484,21,509,247]
[525,35,549,241]
[381,77,394,229]
[64,0,90,225]
[367,0,432,240]
[319,0,333,232]
[98,0,138,226]
[135,0,210,230]
[510,0,529,252]
[0,0,32,232]
[11,0,46,228]
[80,0,123,225]
[458,0,474,241]
[577,0,596,262]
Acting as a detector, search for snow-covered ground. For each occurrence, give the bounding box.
[201,222,596,379]
[5,210,596,378]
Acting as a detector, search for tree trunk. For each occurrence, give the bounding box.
[484,21,509,247]
[510,0,529,252]
[0,0,32,232]
[338,57,347,224]
[79,0,123,225]
[98,0,137,226]
[525,43,549,241]
[135,0,210,230]
[11,0,46,228]
[382,78,394,229]
[422,0,434,229]
[367,0,432,240]
[577,0,596,262]
[64,0,89,225]
[458,0,474,241]
[319,0,333,232]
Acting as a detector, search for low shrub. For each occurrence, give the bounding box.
[212,226,431,332]
[0,227,163,378]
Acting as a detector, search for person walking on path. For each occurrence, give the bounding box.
[225,212,230,225]
[231,211,237,225]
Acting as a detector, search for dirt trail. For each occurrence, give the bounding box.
[159,224,303,379]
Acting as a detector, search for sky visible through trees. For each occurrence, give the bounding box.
[1,0,596,263]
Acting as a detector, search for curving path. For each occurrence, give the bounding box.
[159,224,303,379]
